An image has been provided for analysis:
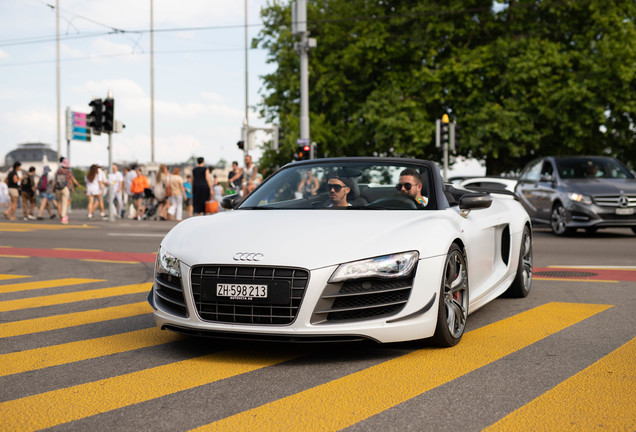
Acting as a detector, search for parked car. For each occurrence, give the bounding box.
[457,177,518,193]
[514,156,636,236]
[149,157,532,348]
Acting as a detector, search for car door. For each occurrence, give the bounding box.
[457,201,502,303]
[515,159,544,221]
[534,159,558,221]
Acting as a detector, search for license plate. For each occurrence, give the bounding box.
[616,208,635,215]
[216,283,268,300]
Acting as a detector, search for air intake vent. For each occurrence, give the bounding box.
[501,225,511,265]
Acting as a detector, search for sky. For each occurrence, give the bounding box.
[0,0,276,169]
[0,0,486,176]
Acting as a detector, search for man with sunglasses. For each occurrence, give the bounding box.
[396,168,428,207]
[326,175,352,207]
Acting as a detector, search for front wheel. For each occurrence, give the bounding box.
[430,244,469,347]
[551,203,575,236]
[504,225,533,298]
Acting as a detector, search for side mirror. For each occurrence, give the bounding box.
[221,194,242,210]
[459,193,492,210]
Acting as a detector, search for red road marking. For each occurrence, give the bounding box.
[0,247,156,263]
[534,267,636,282]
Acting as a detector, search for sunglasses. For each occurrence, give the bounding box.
[328,184,346,192]
[396,182,418,191]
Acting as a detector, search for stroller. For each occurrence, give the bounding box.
[142,188,159,220]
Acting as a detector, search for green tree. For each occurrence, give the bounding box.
[256,0,635,174]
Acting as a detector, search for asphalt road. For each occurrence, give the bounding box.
[0,216,634,431]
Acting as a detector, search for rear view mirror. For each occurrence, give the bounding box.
[459,193,492,210]
[221,194,242,210]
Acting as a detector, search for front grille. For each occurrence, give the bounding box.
[593,194,636,207]
[314,278,412,323]
[155,273,188,317]
[191,265,309,325]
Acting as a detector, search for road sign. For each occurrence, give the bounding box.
[71,111,91,142]
[296,138,310,145]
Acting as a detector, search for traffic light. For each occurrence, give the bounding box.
[237,140,245,150]
[440,114,450,146]
[103,98,115,133]
[296,143,310,160]
[88,98,103,135]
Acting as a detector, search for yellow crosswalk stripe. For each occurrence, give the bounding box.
[0,327,182,377]
[0,283,152,312]
[0,301,151,338]
[0,349,304,431]
[194,302,611,432]
[0,278,103,294]
[0,274,29,281]
[0,222,94,231]
[484,337,636,432]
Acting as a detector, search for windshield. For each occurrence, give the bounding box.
[556,157,634,180]
[239,160,435,210]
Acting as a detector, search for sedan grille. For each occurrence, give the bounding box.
[593,194,636,207]
[314,278,412,323]
[154,273,188,318]
[191,265,309,325]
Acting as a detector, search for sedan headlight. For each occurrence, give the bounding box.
[156,246,181,278]
[328,251,418,283]
[568,193,593,205]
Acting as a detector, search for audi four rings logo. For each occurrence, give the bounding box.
[233,252,264,261]
[618,195,629,208]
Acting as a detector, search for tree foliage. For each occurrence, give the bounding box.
[256,0,635,174]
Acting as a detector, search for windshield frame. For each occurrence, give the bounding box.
[236,157,441,211]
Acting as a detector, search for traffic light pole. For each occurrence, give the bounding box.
[107,131,115,222]
[293,0,316,157]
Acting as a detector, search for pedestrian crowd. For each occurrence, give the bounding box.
[1,155,261,225]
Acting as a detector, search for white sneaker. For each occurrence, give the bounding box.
[27,215,36,220]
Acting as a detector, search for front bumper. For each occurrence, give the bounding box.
[149,256,445,344]
[565,201,636,229]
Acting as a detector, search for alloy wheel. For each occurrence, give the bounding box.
[443,249,468,338]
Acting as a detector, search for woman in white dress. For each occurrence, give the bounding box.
[84,164,102,219]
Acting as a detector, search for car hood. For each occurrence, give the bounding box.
[161,210,450,269]
[561,178,636,195]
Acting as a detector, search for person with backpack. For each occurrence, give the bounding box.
[36,165,58,220]
[3,161,21,221]
[20,166,37,220]
[54,158,81,224]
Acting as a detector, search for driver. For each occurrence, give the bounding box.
[326,175,352,207]
[396,168,428,207]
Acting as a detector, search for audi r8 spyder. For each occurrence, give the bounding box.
[148,157,533,347]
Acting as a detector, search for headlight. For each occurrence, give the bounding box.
[568,193,592,205]
[328,251,418,283]
[156,246,181,278]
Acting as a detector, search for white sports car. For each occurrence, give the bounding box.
[149,157,533,347]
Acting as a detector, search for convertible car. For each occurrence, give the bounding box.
[149,157,532,347]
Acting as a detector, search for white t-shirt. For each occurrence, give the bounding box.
[108,171,124,193]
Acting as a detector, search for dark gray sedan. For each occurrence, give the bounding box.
[515,156,636,236]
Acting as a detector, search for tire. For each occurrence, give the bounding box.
[504,225,533,298]
[430,244,469,347]
[550,203,576,236]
